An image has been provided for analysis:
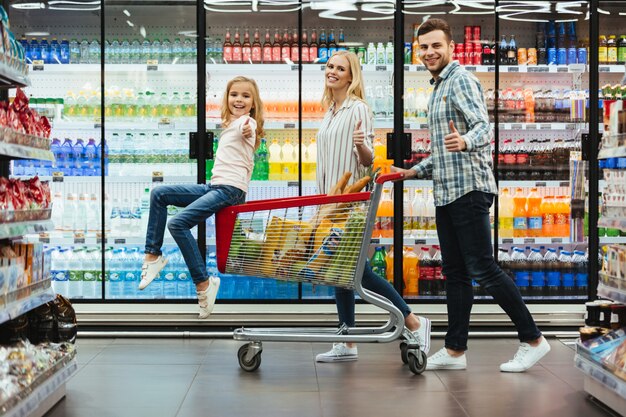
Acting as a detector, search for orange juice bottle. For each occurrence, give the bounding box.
[385,245,394,284]
[554,195,570,237]
[513,188,528,238]
[541,195,555,237]
[499,187,514,238]
[268,139,282,181]
[372,137,387,174]
[526,187,543,237]
[379,188,394,238]
[403,246,419,296]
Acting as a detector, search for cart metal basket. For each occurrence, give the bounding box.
[215,173,426,374]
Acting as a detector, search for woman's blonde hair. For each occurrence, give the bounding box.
[221,76,265,149]
[321,50,366,109]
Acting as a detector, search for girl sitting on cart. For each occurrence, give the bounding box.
[137,76,265,319]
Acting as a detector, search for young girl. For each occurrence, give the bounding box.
[314,50,431,362]
[138,76,265,319]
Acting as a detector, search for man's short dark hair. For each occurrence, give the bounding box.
[417,18,453,43]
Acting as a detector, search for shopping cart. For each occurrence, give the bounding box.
[215,172,426,374]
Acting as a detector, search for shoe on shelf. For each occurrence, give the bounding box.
[138,256,168,290]
[411,316,432,355]
[426,347,467,370]
[315,343,358,363]
[197,276,220,319]
[500,337,551,373]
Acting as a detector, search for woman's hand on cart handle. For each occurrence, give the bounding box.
[385,166,417,182]
[376,170,409,184]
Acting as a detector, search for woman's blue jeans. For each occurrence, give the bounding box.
[144,183,245,285]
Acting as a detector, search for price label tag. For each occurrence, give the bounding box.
[158,119,172,128]
[507,66,519,72]
[320,65,326,71]
[565,123,575,130]
[284,123,296,129]
[419,124,428,130]
[414,239,426,245]
[39,236,50,243]
[557,66,568,73]
[114,238,126,244]
[528,66,549,73]
[511,124,523,130]
[371,238,380,244]
[535,182,547,187]
[291,65,298,71]
[152,171,164,182]
[415,66,427,71]
[97,237,106,244]
[540,124,552,130]
[376,65,387,72]
[74,237,86,244]
[287,181,299,187]
[559,181,570,187]
[147,60,158,71]
[488,66,496,72]
[551,238,563,243]
[502,238,514,244]
[465,66,477,72]
[599,66,610,72]
[526,124,538,130]
[52,172,64,182]
[404,65,409,71]
[93,122,102,129]
[32,60,44,71]
[523,238,535,244]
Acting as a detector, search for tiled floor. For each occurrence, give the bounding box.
[45,337,619,417]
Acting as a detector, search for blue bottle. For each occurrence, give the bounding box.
[50,38,60,64]
[19,37,30,62]
[49,138,61,173]
[60,39,70,64]
[29,39,41,61]
[71,138,85,176]
[40,38,50,64]
[547,47,557,65]
[84,138,97,176]
[59,138,73,175]
[557,47,567,65]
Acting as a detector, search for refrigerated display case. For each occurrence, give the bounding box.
[3,0,613,309]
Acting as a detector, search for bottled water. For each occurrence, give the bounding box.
[151,39,161,63]
[51,248,69,296]
[67,247,83,298]
[62,193,77,232]
[183,38,193,64]
[110,40,120,64]
[110,198,121,235]
[40,38,50,64]
[161,39,172,64]
[87,193,101,233]
[119,199,132,232]
[140,188,151,235]
[162,248,177,298]
[104,40,111,63]
[75,194,89,234]
[172,38,183,63]
[84,138,97,176]
[173,251,192,298]
[122,248,139,298]
[130,39,141,64]
[71,138,85,176]
[107,248,124,298]
[120,39,130,64]
[104,194,112,234]
[89,39,101,64]
[141,39,151,61]
[51,192,64,231]
[130,199,142,236]
[50,38,60,63]
[82,248,99,299]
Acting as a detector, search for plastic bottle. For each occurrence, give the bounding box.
[513,188,528,238]
[559,250,575,296]
[410,189,424,238]
[174,251,192,298]
[67,247,83,298]
[543,248,560,296]
[161,248,177,298]
[499,188,514,238]
[68,39,79,63]
[554,195,570,238]
[130,199,142,237]
[402,189,412,237]
[526,187,543,237]
[528,248,545,296]
[378,188,394,238]
[498,248,513,282]
[61,193,76,232]
[268,139,282,181]
[540,195,555,237]
[106,248,122,298]
[81,248,98,299]
[425,190,436,237]
[512,247,530,296]
[86,193,100,233]
[385,245,394,284]
[303,139,316,181]
[370,246,387,279]
[403,247,419,297]
[74,194,89,235]
[51,248,69,296]
[576,250,588,297]
[418,247,433,296]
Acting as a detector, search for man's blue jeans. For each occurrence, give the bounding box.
[145,183,245,285]
[335,261,412,327]
[436,191,542,351]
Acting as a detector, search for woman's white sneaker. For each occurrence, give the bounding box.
[197,277,220,319]
[138,256,168,290]
[426,347,467,370]
[315,343,358,362]
[411,316,432,355]
[500,337,551,372]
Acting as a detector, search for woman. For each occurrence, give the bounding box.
[315,50,431,362]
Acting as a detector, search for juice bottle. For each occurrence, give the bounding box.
[540,195,555,237]
[268,139,282,180]
[378,188,394,238]
[554,195,570,237]
[281,139,297,180]
[403,246,419,296]
[526,187,543,237]
[425,189,436,237]
[385,245,394,284]
[372,137,387,174]
[411,189,424,238]
[499,187,514,238]
[403,189,412,237]
[513,187,528,238]
[303,139,316,181]
[599,35,608,65]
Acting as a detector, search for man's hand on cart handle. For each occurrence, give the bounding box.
[376,171,408,184]
[389,166,417,181]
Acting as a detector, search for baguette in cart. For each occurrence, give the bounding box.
[214,172,427,374]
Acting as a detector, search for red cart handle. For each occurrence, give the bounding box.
[375,172,405,184]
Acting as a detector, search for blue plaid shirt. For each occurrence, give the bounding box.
[411,60,498,206]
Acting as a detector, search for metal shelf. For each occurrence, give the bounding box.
[405,64,583,74]
[597,281,626,304]
[575,354,626,402]
[0,219,53,240]
[0,139,53,162]
[498,180,571,188]
[598,217,626,233]
[0,59,30,88]
[0,280,56,325]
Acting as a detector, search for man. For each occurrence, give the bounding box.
[392,18,550,372]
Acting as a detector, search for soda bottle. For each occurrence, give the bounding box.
[599,35,608,65]
[432,246,445,296]
[370,246,387,279]
[281,28,291,63]
[554,195,570,237]
[251,28,262,64]
[607,35,618,64]
[372,137,387,174]
[507,35,518,65]
[301,29,309,63]
[498,248,513,282]
[232,28,242,64]
[262,29,272,63]
[385,245,394,284]
[378,188,393,238]
[418,247,433,296]
[499,35,508,65]
[559,250,574,296]
[402,189,412,237]
[499,187,514,238]
[272,29,282,63]
[318,29,328,63]
[526,188,543,237]
[291,29,300,63]
[281,139,297,180]
[512,247,530,296]
[576,250,589,297]
[403,247,419,297]
[242,28,251,63]
[618,35,626,65]
[528,248,545,296]
[543,247,560,296]
[513,188,528,238]
[309,29,318,62]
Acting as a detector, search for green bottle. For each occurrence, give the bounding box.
[370,246,387,279]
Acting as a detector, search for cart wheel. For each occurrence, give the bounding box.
[237,344,262,372]
[399,342,409,364]
[407,350,427,375]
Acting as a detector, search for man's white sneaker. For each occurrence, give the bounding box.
[500,337,551,372]
[426,347,467,370]
[315,343,358,363]
[197,276,220,319]
[411,316,432,355]
[138,256,168,290]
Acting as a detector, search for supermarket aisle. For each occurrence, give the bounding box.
[44,337,615,417]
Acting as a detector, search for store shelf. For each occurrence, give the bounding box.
[402,122,580,131]
[26,232,175,247]
[405,64,581,74]
[600,237,626,244]
[598,217,626,233]
[598,65,626,73]
[0,141,53,162]
[0,60,30,88]
[0,280,56,325]
[0,219,53,240]
[498,237,583,245]
[371,237,439,246]
[1,355,77,417]
[498,180,571,188]
[598,147,626,160]
[597,281,626,304]
[575,354,626,402]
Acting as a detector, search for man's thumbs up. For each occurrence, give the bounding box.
[444,119,466,152]
[449,120,457,133]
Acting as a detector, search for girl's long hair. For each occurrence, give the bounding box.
[221,76,265,149]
